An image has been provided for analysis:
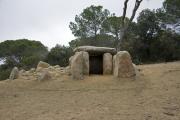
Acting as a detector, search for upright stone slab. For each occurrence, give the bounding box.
[113,55,117,76]
[9,67,19,80]
[71,52,84,80]
[114,51,136,78]
[103,53,113,74]
[82,51,89,75]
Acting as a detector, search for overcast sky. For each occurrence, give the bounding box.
[0,0,164,49]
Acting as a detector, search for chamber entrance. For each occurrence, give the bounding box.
[89,55,103,74]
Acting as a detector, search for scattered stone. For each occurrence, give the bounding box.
[65,66,71,75]
[60,67,65,70]
[48,66,55,72]
[19,69,25,74]
[113,51,136,78]
[54,65,60,69]
[37,61,50,69]
[9,67,19,80]
[38,71,51,81]
[29,68,35,73]
[103,53,113,74]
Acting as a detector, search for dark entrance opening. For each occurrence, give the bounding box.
[89,55,103,74]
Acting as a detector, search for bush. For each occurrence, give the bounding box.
[46,45,73,67]
[0,65,11,81]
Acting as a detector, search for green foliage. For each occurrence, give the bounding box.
[0,69,11,80]
[136,9,160,38]
[102,16,129,41]
[121,8,180,64]
[69,5,110,39]
[163,0,180,23]
[0,39,48,69]
[21,55,42,69]
[69,34,115,49]
[46,45,73,67]
[0,39,48,80]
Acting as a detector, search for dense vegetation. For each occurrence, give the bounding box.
[0,0,180,80]
[0,39,48,80]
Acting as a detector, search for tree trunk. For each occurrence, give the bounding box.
[117,0,143,51]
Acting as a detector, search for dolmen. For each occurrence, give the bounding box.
[70,46,136,80]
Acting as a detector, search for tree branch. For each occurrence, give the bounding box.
[129,0,143,23]
[122,0,129,27]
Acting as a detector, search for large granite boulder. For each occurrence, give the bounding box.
[113,55,117,75]
[74,46,116,55]
[82,51,89,75]
[9,67,19,80]
[114,51,136,78]
[103,53,113,74]
[69,56,73,65]
[37,61,50,69]
[71,51,89,80]
[71,52,84,80]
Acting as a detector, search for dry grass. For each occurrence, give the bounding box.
[0,61,180,120]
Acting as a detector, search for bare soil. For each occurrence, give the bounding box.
[0,62,180,120]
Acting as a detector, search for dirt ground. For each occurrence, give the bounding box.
[0,62,180,120]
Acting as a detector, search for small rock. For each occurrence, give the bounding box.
[38,71,51,81]
[54,65,60,68]
[37,61,50,69]
[29,68,35,73]
[65,66,71,75]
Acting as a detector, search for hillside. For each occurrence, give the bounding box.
[0,62,180,120]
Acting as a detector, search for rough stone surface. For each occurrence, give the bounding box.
[54,65,60,69]
[113,55,117,76]
[65,66,71,75]
[19,69,25,74]
[37,61,50,69]
[114,51,136,78]
[82,51,89,75]
[9,67,19,80]
[69,56,74,66]
[74,46,116,55]
[103,53,113,75]
[71,52,84,80]
[29,68,35,73]
[38,71,51,81]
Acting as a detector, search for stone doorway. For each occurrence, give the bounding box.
[89,55,103,74]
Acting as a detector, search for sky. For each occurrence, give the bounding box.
[0,0,164,49]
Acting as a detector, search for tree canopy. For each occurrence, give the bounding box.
[69,5,110,40]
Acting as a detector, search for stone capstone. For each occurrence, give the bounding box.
[74,46,116,55]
